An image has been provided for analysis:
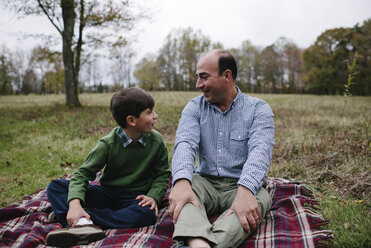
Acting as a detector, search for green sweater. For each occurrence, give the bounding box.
[68,127,171,205]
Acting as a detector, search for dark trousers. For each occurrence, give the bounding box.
[46,179,156,229]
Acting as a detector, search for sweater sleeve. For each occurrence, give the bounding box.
[67,140,109,205]
[146,138,171,205]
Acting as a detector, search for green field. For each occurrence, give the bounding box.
[0,92,370,247]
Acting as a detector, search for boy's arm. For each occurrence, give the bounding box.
[68,140,109,206]
[66,199,91,226]
[146,139,171,205]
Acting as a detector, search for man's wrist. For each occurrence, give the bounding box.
[174,178,191,187]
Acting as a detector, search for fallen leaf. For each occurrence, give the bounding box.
[60,162,74,167]
[344,222,349,229]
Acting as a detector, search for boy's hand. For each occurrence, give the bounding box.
[136,195,158,216]
[66,199,91,226]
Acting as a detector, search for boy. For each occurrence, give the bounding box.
[46,87,171,247]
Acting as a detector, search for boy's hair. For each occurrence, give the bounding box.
[110,87,155,128]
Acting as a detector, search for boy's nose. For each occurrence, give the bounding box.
[153,111,158,119]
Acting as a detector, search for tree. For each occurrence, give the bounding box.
[234,40,258,92]
[21,69,39,94]
[156,27,211,91]
[261,44,282,93]
[6,0,147,106]
[281,39,303,93]
[178,27,211,90]
[134,55,161,91]
[303,28,354,95]
[352,19,371,95]
[0,46,13,95]
[110,41,135,88]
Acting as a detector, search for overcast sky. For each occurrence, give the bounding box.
[0,0,370,60]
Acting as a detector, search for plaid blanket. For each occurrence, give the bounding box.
[0,177,332,248]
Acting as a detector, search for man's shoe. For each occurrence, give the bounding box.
[46,224,106,247]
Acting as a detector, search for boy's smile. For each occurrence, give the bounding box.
[134,108,158,134]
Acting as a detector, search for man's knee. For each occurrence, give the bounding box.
[256,187,272,218]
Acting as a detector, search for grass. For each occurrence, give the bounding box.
[0,92,370,247]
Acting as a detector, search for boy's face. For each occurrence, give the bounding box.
[134,108,158,133]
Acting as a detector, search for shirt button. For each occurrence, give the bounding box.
[218,149,221,153]
[219,132,222,136]
[238,136,241,139]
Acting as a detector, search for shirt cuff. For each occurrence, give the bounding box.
[237,178,260,196]
[172,170,193,186]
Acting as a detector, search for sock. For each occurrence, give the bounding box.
[76,217,93,226]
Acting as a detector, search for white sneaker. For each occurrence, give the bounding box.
[77,217,93,225]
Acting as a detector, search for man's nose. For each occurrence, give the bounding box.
[196,78,203,89]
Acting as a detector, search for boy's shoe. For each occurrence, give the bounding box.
[47,211,56,223]
[46,224,106,247]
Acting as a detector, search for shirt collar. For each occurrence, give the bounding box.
[117,127,146,148]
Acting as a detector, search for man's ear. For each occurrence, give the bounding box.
[224,69,232,81]
[126,115,136,127]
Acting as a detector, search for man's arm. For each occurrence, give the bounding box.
[169,100,201,222]
[229,100,275,232]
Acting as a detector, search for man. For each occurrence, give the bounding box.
[169,50,274,248]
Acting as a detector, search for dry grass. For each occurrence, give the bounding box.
[0,92,370,246]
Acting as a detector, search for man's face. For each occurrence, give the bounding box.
[196,53,227,105]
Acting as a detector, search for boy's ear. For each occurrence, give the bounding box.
[126,115,136,127]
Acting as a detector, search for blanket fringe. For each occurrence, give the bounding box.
[299,191,333,247]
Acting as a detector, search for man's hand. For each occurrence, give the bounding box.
[66,199,91,226]
[225,186,261,233]
[136,195,158,216]
[168,179,200,223]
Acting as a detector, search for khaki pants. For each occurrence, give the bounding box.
[173,174,272,248]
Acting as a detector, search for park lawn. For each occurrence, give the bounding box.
[0,92,370,247]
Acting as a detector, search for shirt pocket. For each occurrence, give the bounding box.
[229,130,249,157]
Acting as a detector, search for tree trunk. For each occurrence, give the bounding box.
[61,0,81,107]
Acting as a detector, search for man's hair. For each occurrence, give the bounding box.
[216,50,238,80]
[110,87,154,128]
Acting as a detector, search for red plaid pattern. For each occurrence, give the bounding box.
[0,177,332,248]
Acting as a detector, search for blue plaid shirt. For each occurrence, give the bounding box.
[172,87,275,195]
[117,127,146,148]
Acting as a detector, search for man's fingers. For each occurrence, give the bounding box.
[239,216,250,233]
[224,209,234,217]
[168,201,175,217]
[191,199,200,209]
[247,215,257,231]
[172,204,183,223]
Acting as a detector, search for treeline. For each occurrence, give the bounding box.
[1,19,370,95]
[136,19,371,95]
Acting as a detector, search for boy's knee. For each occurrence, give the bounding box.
[47,179,69,191]
[127,204,157,227]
